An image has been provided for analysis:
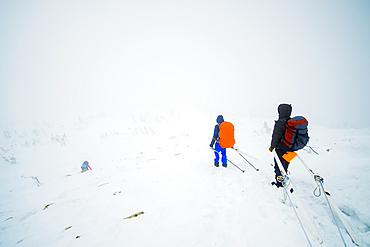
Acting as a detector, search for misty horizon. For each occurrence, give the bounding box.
[1,0,369,128]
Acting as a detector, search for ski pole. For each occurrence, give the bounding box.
[232,147,258,160]
[226,158,245,173]
[307,141,319,155]
[211,147,245,173]
[232,147,259,171]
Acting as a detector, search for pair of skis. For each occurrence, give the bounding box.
[273,150,359,246]
[296,154,359,246]
[273,150,322,246]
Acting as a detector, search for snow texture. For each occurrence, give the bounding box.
[1,111,369,247]
[1,1,370,246]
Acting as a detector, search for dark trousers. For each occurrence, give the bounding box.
[274,149,290,181]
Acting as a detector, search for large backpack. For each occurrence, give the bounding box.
[281,116,309,151]
[219,121,235,148]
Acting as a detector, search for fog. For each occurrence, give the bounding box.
[1,0,369,128]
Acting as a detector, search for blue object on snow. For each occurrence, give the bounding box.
[81,161,89,168]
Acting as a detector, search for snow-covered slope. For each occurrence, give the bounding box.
[1,112,369,246]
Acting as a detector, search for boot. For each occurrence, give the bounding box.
[222,163,227,168]
[271,181,283,188]
[214,162,219,167]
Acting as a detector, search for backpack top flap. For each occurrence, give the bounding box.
[219,121,235,148]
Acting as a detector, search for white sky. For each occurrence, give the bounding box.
[1,0,369,127]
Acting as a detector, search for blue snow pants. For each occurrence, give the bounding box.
[214,143,227,163]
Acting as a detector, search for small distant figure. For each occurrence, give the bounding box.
[81,161,92,173]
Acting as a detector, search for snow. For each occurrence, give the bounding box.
[1,111,369,247]
[1,1,370,246]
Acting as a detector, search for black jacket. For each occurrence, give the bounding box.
[271,104,294,150]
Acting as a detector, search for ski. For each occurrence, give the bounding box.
[296,154,359,246]
[124,211,144,220]
[273,150,323,245]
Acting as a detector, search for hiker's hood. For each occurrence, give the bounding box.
[216,115,224,124]
[278,104,292,119]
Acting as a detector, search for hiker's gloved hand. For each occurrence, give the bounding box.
[269,146,274,152]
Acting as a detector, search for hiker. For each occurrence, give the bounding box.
[210,115,235,168]
[81,161,92,172]
[269,103,294,187]
[210,115,227,167]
